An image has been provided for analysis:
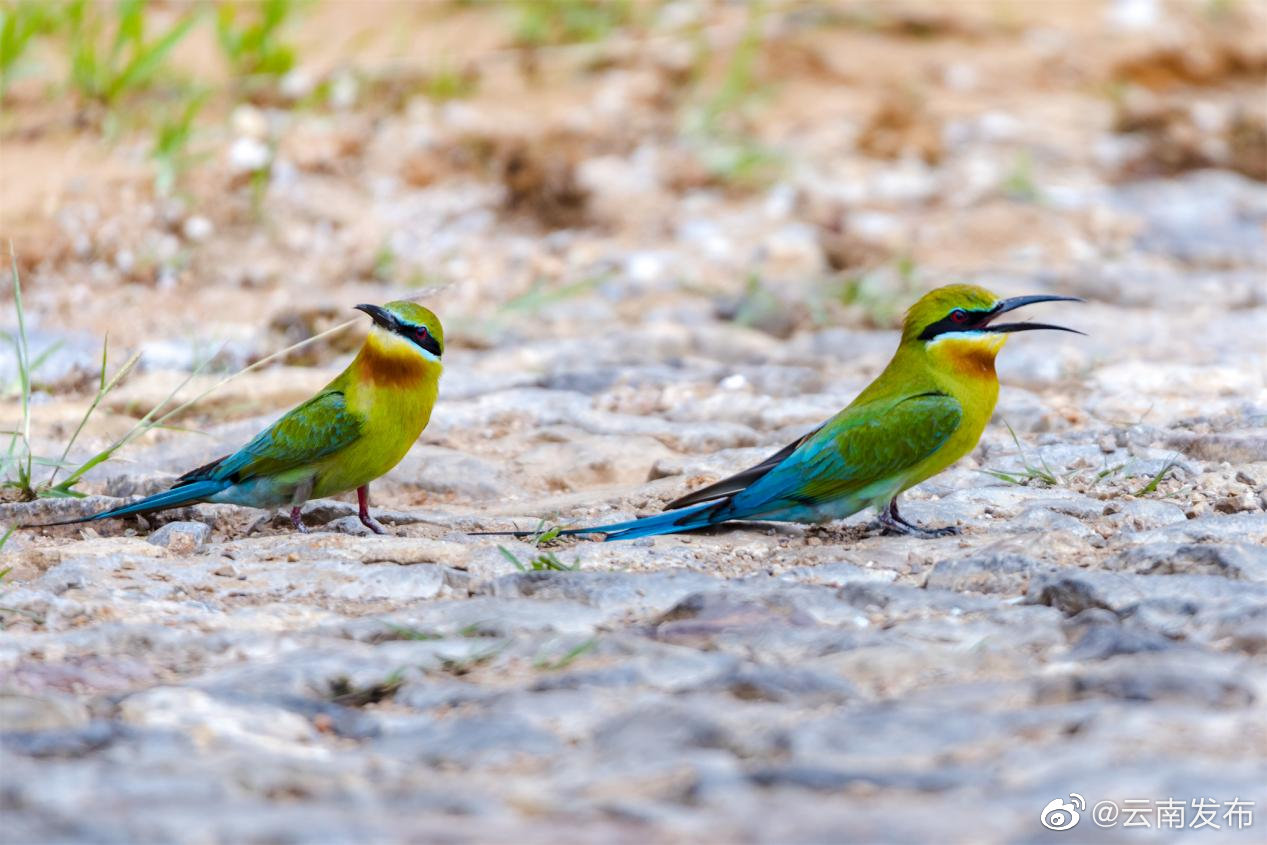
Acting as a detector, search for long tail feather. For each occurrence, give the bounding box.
[470,501,721,543]
[575,502,719,541]
[27,479,229,527]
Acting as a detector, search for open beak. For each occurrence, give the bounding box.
[984,294,1085,335]
[355,303,398,332]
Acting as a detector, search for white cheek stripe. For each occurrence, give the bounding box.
[927,331,989,344]
[372,326,441,362]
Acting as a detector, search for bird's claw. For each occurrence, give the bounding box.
[876,521,957,538]
[358,514,389,535]
[914,524,960,538]
[875,508,960,539]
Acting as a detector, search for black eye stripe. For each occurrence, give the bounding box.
[398,324,442,357]
[918,308,992,340]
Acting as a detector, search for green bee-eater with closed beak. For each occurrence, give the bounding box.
[33,301,444,535]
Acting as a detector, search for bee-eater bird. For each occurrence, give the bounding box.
[501,285,1080,542]
[34,302,444,535]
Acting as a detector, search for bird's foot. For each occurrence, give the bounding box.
[290,506,309,534]
[355,484,389,535]
[876,507,959,539]
[358,512,389,535]
[912,523,960,538]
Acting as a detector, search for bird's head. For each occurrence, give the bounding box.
[901,284,1082,372]
[355,301,444,362]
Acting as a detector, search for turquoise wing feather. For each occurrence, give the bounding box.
[177,390,362,485]
[723,392,963,516]
[664,423,825,509]
[556,392,965,540]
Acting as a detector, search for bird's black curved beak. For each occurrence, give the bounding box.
[355,303,398,332]
[985,294,1085,335]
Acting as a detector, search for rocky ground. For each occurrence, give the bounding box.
[3,1,1267,843]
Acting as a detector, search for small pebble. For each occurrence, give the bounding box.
[182,216,213,242]
[1214,495,1250,514]
[147,521,210,553]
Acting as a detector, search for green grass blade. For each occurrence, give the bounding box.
[498,545,526,572]
[7,244,34,497]
[25,339,64,382]
[538,552,569,571]
[385,624,441,641]
[27,308,362,497]
[1002,420,1059,486]
[98,331,108,390]
[46,341,140,488]
[28,456,79,468]
[148,315,363,432]
[1133,454,1181,496]
[40,485,86,499]
[108,0,145,65]
[1092,462,1126,484]
[105,5,200,103]
[980,469,1024,485]
[534,637,597,671]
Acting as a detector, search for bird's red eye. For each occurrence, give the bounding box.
[950,308,968,323]
[407,325,442,357]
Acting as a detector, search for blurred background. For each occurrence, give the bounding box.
[3,0,1263,363]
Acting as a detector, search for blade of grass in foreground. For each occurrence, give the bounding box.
[1133,454,1182,497]
[51,313,363,496]
[6,245,33,495]
[6,249,436,498]
[46,334,141,490]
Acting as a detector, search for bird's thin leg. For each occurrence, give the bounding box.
[288,478,313,533]
[357,485,388,535]
[877,497,959,538]
[887,499,919,530]
[875,500,909,535]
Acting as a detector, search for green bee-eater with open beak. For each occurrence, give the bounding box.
[34,301,444,535]
[511,284,1081,541]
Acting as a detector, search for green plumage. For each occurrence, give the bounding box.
[186,391,362,485]
[765,393,964,511]
[545,284,1081,541]
[36,301,444,533]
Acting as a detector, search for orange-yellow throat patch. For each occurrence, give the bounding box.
[927,332,1007,379]
[355,327,439,388]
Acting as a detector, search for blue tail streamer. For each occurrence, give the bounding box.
[33,479,229,527]
[563,501,719,542]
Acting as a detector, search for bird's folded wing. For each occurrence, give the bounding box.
[664,423,825,510]
[181,391,363,484]
[726,392,963,512]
